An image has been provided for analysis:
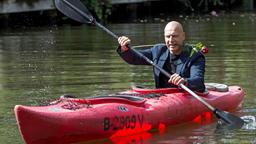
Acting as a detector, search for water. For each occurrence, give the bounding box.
[0,13,256,143]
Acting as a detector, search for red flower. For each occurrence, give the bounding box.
[201,46,209,54]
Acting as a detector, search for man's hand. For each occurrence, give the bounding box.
[168,73,187,86]
[118,36,131,52]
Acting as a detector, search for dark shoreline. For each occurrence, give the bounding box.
[0,0,254,28]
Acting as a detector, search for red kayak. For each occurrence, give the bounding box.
[14,84,245,144]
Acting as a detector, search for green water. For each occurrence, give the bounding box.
[0,13,255,143]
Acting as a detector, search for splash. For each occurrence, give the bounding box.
[241,115,256,130]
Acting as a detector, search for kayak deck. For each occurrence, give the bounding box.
[14,85,245,144]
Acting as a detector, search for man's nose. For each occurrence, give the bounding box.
[169,36,174,42]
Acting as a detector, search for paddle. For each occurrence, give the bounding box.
[54,0,245,128]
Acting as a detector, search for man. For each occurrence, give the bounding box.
[117,21,205,92]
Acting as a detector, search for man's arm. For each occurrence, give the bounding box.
[117,36,153,65]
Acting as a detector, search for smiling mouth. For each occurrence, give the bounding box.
[169,45,176,48]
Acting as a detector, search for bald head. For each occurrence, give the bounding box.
[164,21,184,33]
[164,21,185,55]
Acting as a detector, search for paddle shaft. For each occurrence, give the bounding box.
[180,84,215,111]
[132,44,155,48]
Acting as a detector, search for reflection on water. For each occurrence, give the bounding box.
[0,13,256,143]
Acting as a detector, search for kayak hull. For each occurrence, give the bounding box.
[14,86,244,144]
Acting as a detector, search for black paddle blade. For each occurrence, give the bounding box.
[55,0,94,24]
[214,109,245,129]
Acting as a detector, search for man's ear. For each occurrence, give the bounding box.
[183,32,186,41]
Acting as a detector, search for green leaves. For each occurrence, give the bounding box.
[190,42,208,57]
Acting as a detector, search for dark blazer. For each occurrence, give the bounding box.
[117,43,206,92]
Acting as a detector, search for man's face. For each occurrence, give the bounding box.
[164,26,185,55]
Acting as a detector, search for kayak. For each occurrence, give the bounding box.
[14,84,245,144]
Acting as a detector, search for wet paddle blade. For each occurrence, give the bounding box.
[54,0,94,24]
[214,109,245,128]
